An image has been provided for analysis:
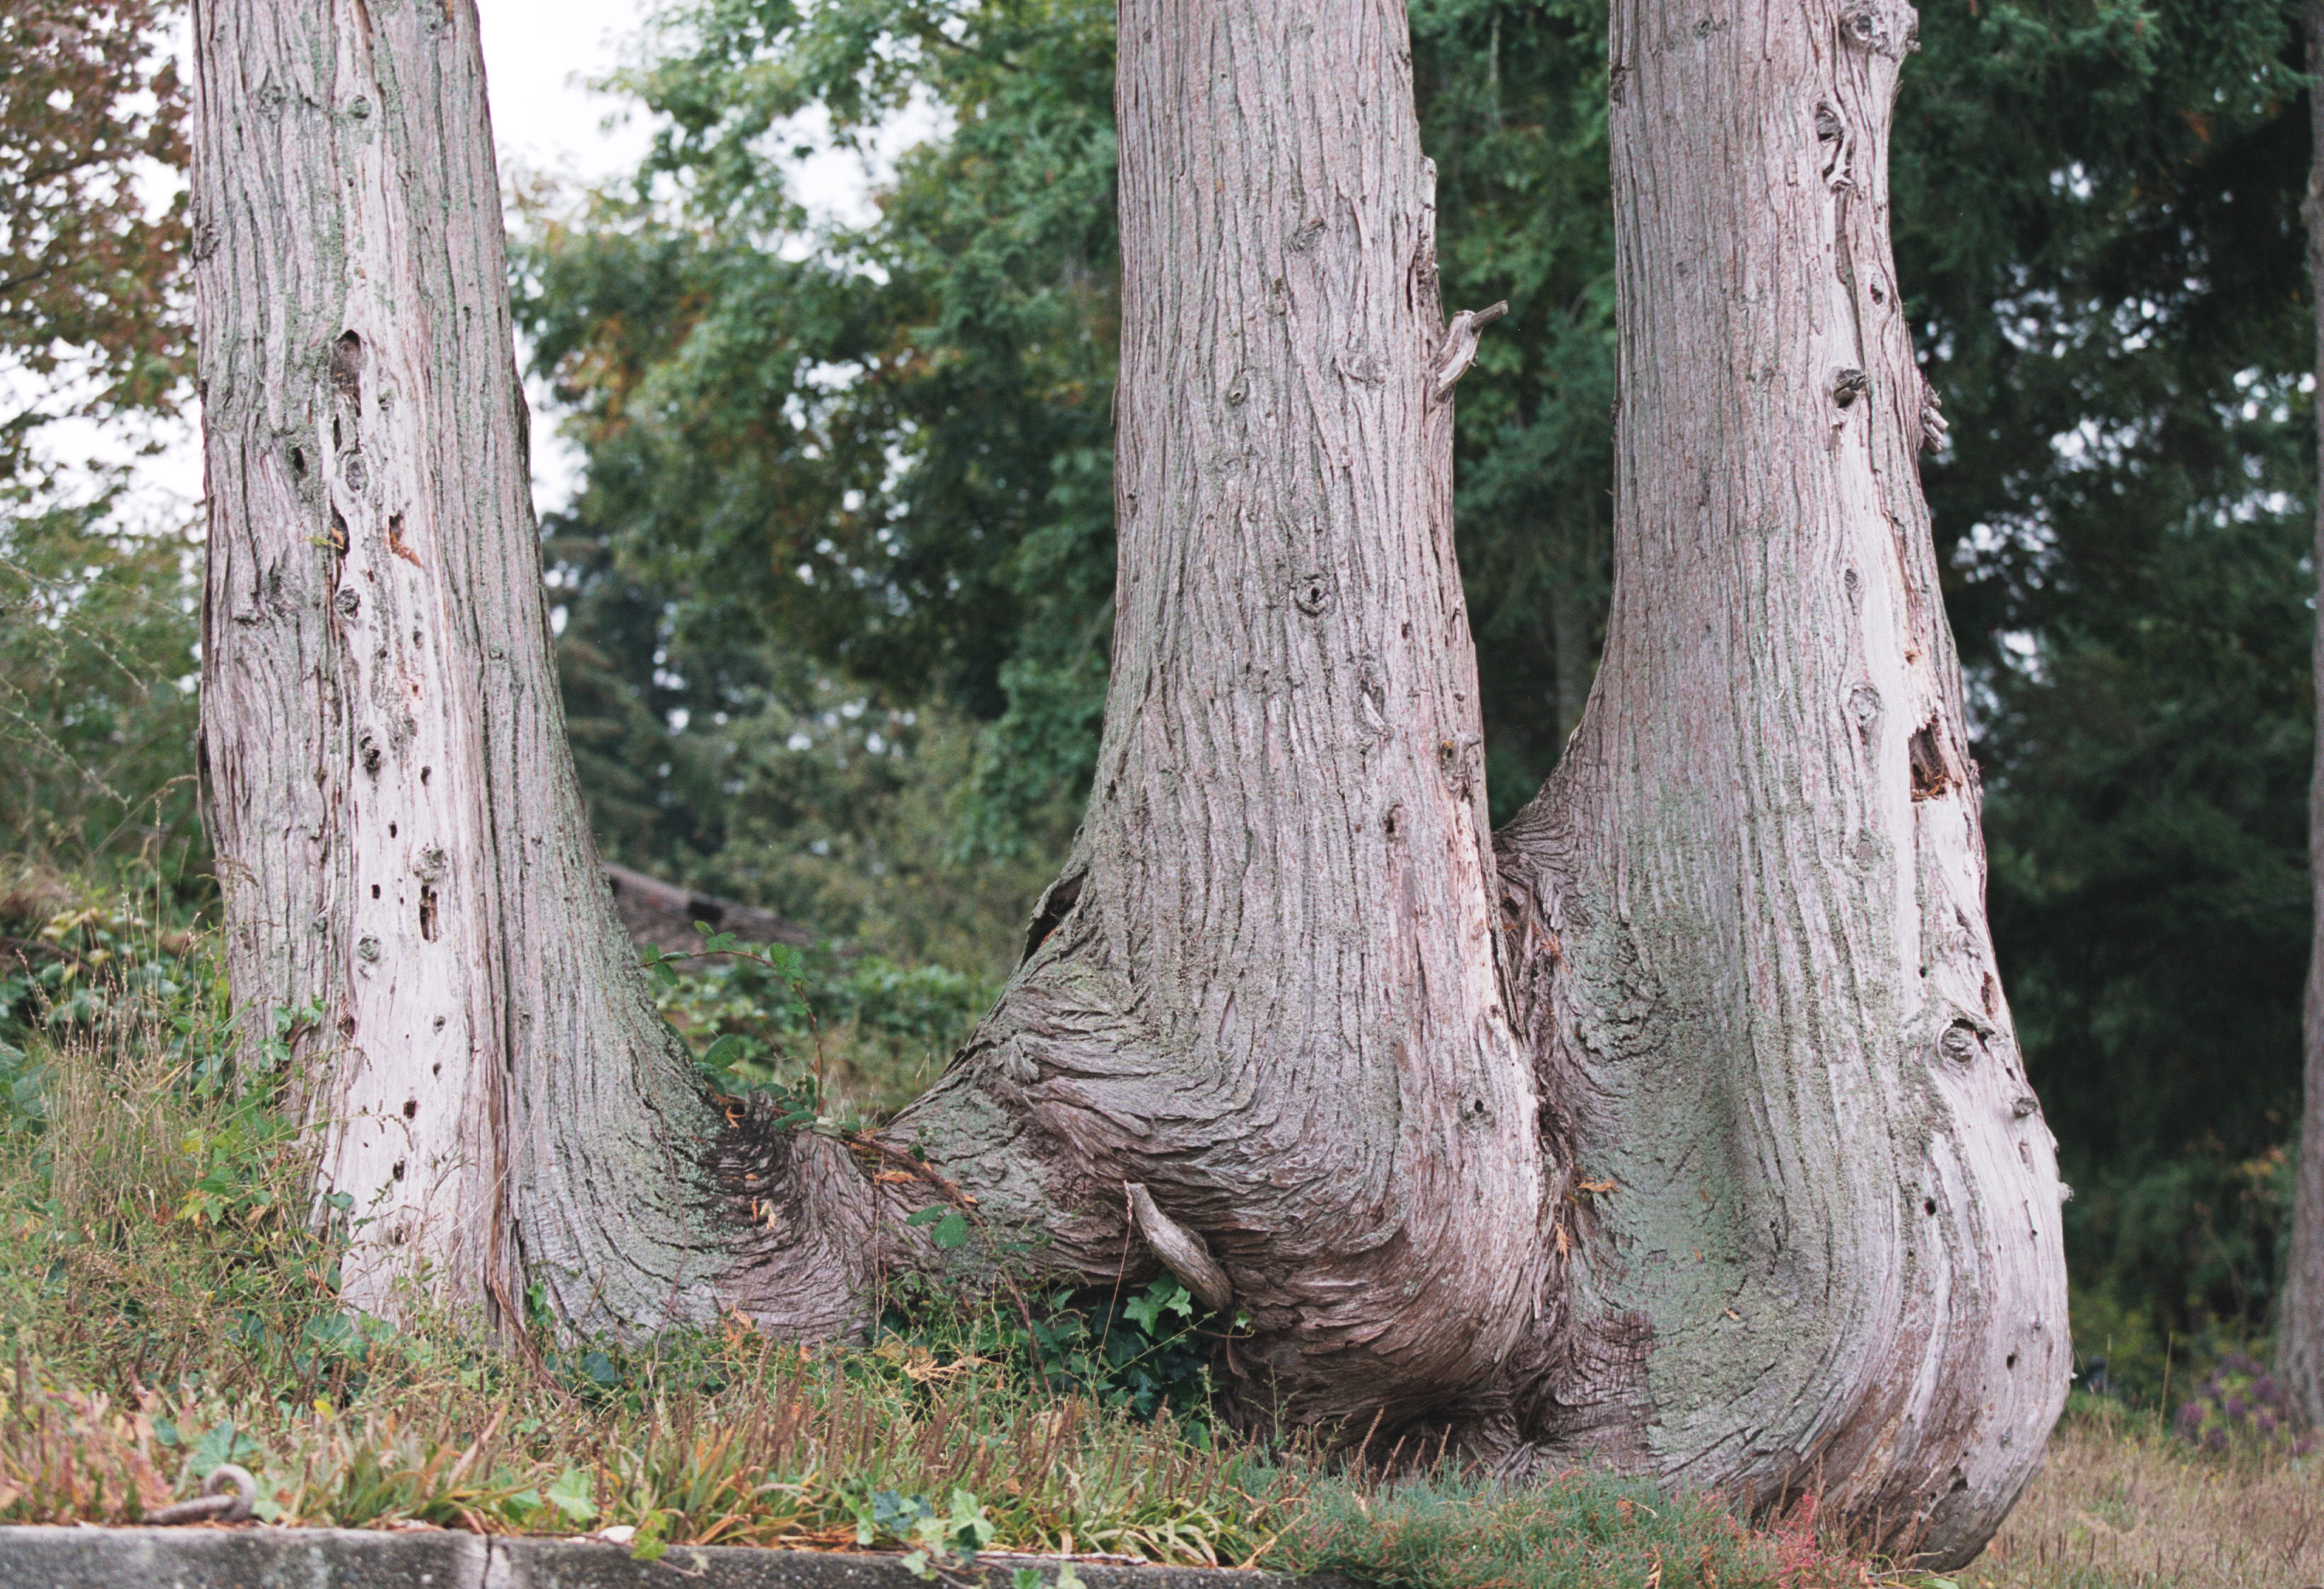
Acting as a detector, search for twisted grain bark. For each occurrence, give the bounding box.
[1474,0,2069,1564]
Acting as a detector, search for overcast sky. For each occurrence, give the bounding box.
[478,0,658,190]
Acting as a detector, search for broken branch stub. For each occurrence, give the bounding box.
[1431,300,1510,401]
[1125,1183,1233,1312]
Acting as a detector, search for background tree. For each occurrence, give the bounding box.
[0,0,187,473]
[1901,0,2313,1363]
[2276,0,2324,1429]
[0,1,200,871]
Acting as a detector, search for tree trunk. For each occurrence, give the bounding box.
[194,0,2064,1565]
[1547,569,1596,752]
[2276,0,2324,1431]
[1465,0,2068,1561]
[188,0,846,1335]
[878,0,1551,1428]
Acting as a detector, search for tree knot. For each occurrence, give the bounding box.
[1838,3,1919,59]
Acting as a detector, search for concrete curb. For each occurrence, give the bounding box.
[0,1528,1336,1589]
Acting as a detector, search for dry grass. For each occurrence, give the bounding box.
[1976,1402,2324,1588]
[0,1342,1282,1564]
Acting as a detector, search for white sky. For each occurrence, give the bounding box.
[75,0,923,530]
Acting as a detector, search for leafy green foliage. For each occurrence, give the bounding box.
[0,496,202,874]
[551,574,1062,978]
[519,0,1116,863]
[1886,0,2317,1348]
[0,0,189,474]
[646,922,992,1118]
[1414,0,1617,814]
[0,3,199,878]
[867,1261,1223,1431]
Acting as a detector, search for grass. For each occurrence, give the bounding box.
[5,872,2322,1588]
[1974,1399,2324,1588]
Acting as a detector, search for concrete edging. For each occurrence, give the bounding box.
[0,1528,1332,1589]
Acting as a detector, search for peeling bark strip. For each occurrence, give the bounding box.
[1483,0,2067,1565]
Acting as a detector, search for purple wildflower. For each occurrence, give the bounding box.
[2226,1395,2248,1420]
[2255,1375,2283,1407]
[2258,1410,2279,1436]
[2205,1429,2229,1453]
[2178,1401,2205,1436]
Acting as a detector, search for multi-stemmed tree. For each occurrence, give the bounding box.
[191,0,2065,1564]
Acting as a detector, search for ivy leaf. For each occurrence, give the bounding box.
[931,1210,970,1250]
[903,1205,947,1228]
[1125,1277,1187,1334]
[545,1465,596,1524]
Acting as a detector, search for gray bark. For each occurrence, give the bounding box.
[2275,0,2324,1431]
[192,0,2065,1566]
[878,0,1551,1428]
[1469,0,2068,1561]
[188,0,853,1335]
